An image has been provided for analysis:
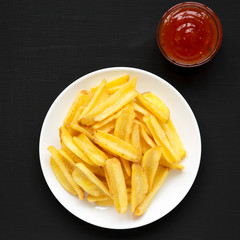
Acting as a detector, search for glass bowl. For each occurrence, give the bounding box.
[157,2,222,67]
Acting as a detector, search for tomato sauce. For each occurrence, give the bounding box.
[158,4,221,66]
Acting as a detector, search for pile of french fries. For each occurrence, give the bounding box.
[48,75,186,216]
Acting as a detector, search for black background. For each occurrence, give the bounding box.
[1,0,240,239]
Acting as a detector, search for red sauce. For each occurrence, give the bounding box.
[158,5,220,66]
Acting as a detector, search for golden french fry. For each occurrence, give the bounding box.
[106,75,130,94]
[130,123,141,150]
[104,158,128,214]
[58,149,76,172]
[61,142,81,163]
[139,133,152,154]
[114,103,136,176]
[159,156,184,170]
[79,79,109,119]
[48,146,85,200]
[70,122,94,141]
[87,195,111,203]
[143,115,180,163]
[142,92,170,121]
[79,77,138,126]
[97,119,116,133]
[59,148,106,175]
[59,126,94,166]
[71,106,85,123]
[120,158,131,178]
[50,157,77,196]
[72,163,110,197]
[162,119,186,161]
[141,147,162,190]
[135,166,169,216]
[96,198,115,206]
[63,90,91,127]
[73,134,108,166]
[133,102,150,116]
[95,192,132,206]
[134,119,152,136]
[92,108,123,130]
[137,94,169,124]
[94,130,139,162]
[91,75,129,94]
[130,123,142,162]
[131,163,148,213]
[139,123,156,148]
[114,103,135,142]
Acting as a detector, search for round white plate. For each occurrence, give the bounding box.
[39,67,201,229]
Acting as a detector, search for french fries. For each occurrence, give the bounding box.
[141,147,162,190]
[72,163,110,197]
[131,163,148,213]
[48,75,186,216]
[135,166,170,216]
[104,158,128,214]
[94,130,139,162]
[48,146,85,200]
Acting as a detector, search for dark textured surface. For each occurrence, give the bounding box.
[1,0,240,239]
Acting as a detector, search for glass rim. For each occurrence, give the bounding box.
[157,2,223,67]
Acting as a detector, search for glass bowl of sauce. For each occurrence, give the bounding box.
[157,2,222,67]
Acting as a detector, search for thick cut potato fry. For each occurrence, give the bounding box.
[48,146,85,200]
[73,134,108,166]
[59,126,94,166]
[137,94,169,124]
[91,75,129,94]
[135,166,169,216]
[94,130,139,162]
[71,106,85,123]
[63,90,91,127]
[70,122,94,141]
[159,156,184,170]
[59,148,106,175]
[87,195,112,202]
[141,147,162,190]
[72,163,110,197]
[161,119,186,161]
[50,157,77,196]
[79,79,109,119]
[134,119,152,137]
[139,133,152,154]
[104,158,128,214]
[130,123,142,161]
[96,198,115,206]
[106,75,129,88]
[114,103,135,142]
[79,77,138,126]
[58,149,76,172]
[133,102,150,116]
[143,115,180,163]
[120,158,131,178]
[131,163,148,213]
[140,124,156,148]
[92,109,123,130]
[114,103,136,176]
[97,120,116,133]
[106,75,130,94]
[142,92,170,121]
[61,142,82,163]
[96,195,131,206]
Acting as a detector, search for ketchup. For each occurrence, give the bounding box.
[157,3,222,66]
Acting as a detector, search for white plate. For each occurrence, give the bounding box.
[39,67,201,229]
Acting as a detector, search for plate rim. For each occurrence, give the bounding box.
[39,66,202,229]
